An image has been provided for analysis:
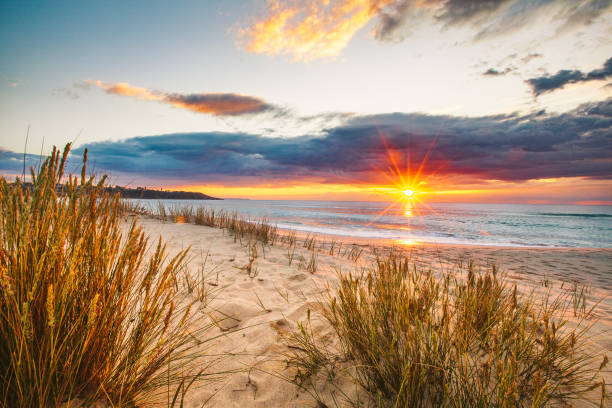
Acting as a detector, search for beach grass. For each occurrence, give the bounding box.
[153,203,279,246]
[0,144,215,407]
[285,256,609,407]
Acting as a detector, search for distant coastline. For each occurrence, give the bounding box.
[107,186,221,200]
[8,182,221,200]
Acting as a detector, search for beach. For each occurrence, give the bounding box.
[127,214,612,407]
[3,2,612,405]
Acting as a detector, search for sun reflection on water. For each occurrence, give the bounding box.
[404,203,413,217]
[397,239,419,246]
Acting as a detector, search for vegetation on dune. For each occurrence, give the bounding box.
[285,257,609,407]
[141,202,281,246]
[0,144,215,407]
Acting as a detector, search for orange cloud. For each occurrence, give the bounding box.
[88,80,274,116]
[90,80,164,101]
[164,93,271,116]
[238,0,396,62]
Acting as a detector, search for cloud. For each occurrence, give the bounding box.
[473,0,612,40]
[0,148,84,178]
[163,93,275,116]
[94,81,162,100]
[237,0,396,62]
[89,80,277,116]
[372,0,419,42]
[520,52,542,64]
[483,67,513,76]
[437,0,511,23]
[374,0,515,41]
[29,99,608,187]
[477,53,540,77]
[4,78,24,88]
[238,0,611,60]
[0,149,34,175]
[52,81,95,99]
[526,56,612,96]
[556,0,612,31]
[52,87,81,99]
[2,101,610,188]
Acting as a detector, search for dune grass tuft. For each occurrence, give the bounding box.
[152,203,279,246]
[0,144,213,407]
[286,255,608,407]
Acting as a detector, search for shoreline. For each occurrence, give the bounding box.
[132,213,612,292]
[123,198,612,250]
[283,226,612,251]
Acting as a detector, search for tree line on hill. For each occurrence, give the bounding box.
[7,181,221,200]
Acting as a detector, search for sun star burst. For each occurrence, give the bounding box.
[366,132,446,227]
[403,188,416,198]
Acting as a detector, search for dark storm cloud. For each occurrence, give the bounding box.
[526,57,612,96]
[0,149,33,174]
[30,99,607,185]
[3,101,610,185]
[0,147,89,178]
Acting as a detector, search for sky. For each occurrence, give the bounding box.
[0,0,611,203]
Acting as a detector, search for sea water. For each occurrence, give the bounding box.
[128,199,612,249]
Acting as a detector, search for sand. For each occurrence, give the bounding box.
[124,215,612,407]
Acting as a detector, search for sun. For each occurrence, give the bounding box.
[365,132,446,226]
[403,188,416,198]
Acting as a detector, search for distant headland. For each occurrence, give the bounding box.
[106,186,221,200]
[6,181,221,200]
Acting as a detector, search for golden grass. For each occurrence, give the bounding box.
[149,203,279,246]
[285,256,609,407]
[0,145,216,407]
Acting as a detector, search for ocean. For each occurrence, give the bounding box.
[128,199,612,249]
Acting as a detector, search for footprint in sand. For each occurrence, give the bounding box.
[288,273,307,282]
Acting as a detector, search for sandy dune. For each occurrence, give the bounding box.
[125,215,612,407]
